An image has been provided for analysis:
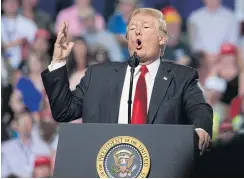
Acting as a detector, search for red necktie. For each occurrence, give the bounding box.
[131,65,148,124]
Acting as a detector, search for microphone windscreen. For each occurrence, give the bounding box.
[128,52,140,68]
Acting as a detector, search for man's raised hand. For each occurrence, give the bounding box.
[53,22,74,62]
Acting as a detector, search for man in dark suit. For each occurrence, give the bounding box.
[41,8,213,154]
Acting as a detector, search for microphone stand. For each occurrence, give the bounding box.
[128,52,140,124]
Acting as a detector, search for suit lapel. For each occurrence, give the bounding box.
[147,61,173,124]
[109,63,128,123]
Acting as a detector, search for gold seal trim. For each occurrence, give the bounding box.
[96,136,150,178]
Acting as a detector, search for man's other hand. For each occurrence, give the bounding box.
[196,129,211,155]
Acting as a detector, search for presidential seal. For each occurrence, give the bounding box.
[96,136,150,178]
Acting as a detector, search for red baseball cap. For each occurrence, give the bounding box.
[34,156,51,168]
[161,6,181,23]
[35,29,51,40]
[220,43,237,55]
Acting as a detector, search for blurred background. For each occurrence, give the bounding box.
[1,0,244,177]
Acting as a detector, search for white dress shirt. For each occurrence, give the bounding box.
[118,59,160,124]
[48,60,205,132]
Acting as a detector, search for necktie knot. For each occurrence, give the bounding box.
[140,65,148,77]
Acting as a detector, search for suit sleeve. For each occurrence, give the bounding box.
[41,65,92,122]
[183,69,213,137]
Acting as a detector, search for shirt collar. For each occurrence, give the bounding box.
[133,58,161,80]
[204,5,223,14]
[18,137,33,148]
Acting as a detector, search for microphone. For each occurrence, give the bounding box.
[127,52,140,124]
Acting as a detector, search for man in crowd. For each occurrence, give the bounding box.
[20,0,54,34]
[82,7,124,62]
[161,6,191,65]
[187,0,240,83]
[1,110,51,177]
[1,0,37,69]
[107,0,138,60]
[32,156,52,178]
[188,0,239,54]
[55,0,105,37]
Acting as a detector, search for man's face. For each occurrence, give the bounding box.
[17,113,33,138]
[218,54,237,80]
[166,22,181,46]
[127,14,165,62]
[22,0,38,7]
[3,0,19,14]
[33,165,51,178]
[204,0,221,10]
[76,0,90,8]
[83,16,96,32]
[28,53,43,73]
[73,39,87,66]
[120,2,135,16]
[34,37,49,53]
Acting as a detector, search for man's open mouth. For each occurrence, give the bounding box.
[136,39,142,50]
[137,39,142,46]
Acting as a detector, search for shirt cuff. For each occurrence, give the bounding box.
[48,61,66,71]
[195,128,207,133]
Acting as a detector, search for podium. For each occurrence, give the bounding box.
[53,124,197,178]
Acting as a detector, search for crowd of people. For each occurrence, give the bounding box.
[1,0,244,177]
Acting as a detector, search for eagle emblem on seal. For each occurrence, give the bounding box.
[111,150,137,178]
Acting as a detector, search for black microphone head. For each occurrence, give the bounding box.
[128,52,140,68]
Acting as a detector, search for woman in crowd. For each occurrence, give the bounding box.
[10,51,49,121]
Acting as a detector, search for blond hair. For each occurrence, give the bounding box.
[126,8,168,55]
[126,8,168,37]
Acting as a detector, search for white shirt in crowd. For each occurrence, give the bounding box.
[83,31,124,62]
[1,137,50,177]
[1,15,37,68]
[48,59,205,133]
[1,124,58,178]
[188,6,239,54]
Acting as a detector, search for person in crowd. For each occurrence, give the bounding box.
[187,0,240,84]
[217,121,235,143]
[68,37,88,90]
[1,0,37,69]
[1,51,15,142]
[217,44,241,106]
[32,156,52,178]
[55,0,105,37]
[38,110,58,144]
[227,96,244,133]
[204,43,242,138]
[206,44,241,107]
[9,52,49,122]
[83,7,124,63]
[32,28,52,63]
[31,93,59,155]
[1,110,51,178]
[161,6,191,65]
[107,0,138,60]
[20,0,54,34]
[188,0,239,54]
[55,0,73,18]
